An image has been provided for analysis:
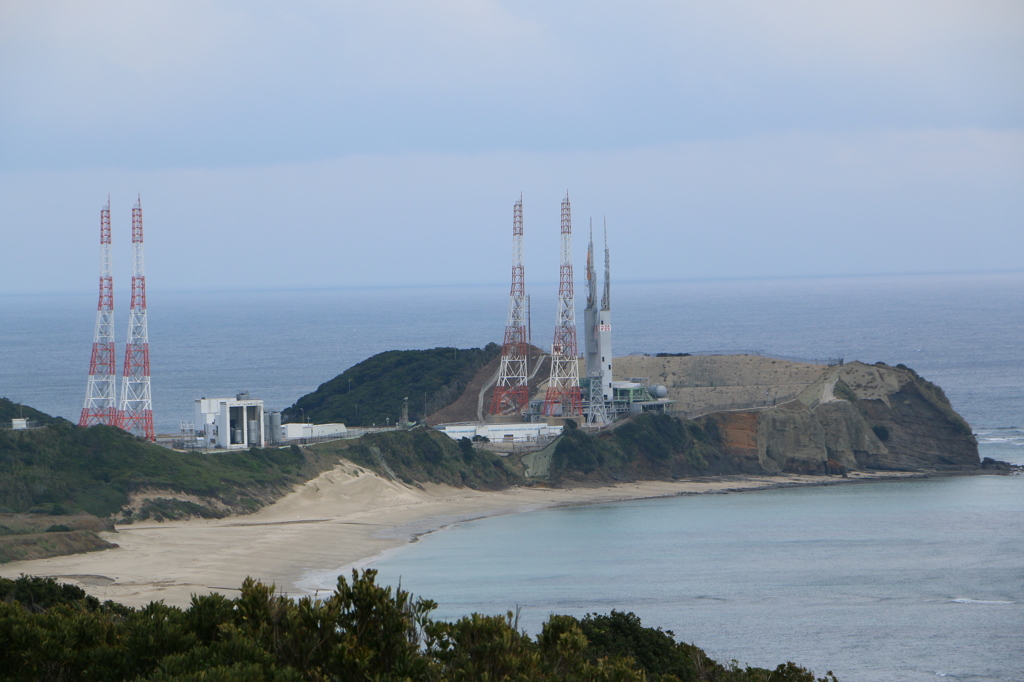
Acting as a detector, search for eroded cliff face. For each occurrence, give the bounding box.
[709,362,979,473]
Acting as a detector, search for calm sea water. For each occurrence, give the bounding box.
[367,477,1023,682]
[1,272,1022,433]
[2,272,1022,680]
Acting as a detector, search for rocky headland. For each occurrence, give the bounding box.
[708,360,980,475]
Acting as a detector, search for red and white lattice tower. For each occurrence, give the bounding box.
[489,195,529,416]
[542,193,582,417]
[116,196,155,440]
[79,199,118,427]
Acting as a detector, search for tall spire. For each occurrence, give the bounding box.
[543,192,582,418]
[594,219,613,403]
[602,218,610,311]
[489,194,530,416]
[79,198,118,427]
[585,220,597,310]
[116,195,155,441]
[583,217,600,389]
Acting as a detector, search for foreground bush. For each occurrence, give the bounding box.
[0,571,836,681]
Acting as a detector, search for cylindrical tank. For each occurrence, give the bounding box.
[648,385,668,399]
[270,412,282,443]
[248,420,260,445]
[232,428,243,444]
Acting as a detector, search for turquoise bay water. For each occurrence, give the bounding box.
[369,476,1024,682]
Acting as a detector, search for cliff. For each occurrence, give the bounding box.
[708,361,979,474]
[519,361,981,484]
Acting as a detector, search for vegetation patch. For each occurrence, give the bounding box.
[283,344,501,427]
[549,413,722,484]
[0,512,113,536]
[0,406,341,518]
[0,571,838,681]
[0,530,116,564]
[135,498,227,522]
[314,428,523,490]
[833,379,858,403]
[0,397,57,426]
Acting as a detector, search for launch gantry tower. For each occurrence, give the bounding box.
[543,193,582,418]
[490,195,531,416]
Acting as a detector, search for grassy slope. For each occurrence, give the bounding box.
[312,427,523,490]
[283,344,500,427]
[0,397,57,425]
[312,413,729,490]
[549,413,725,484]
[0,530,117,564]
[0,420,340,518]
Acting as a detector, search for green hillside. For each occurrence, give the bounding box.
[283,344,500,427]
[314,427,523,490]
[0,419,338,519]
[549,414,724,484]
[0,397,58,425]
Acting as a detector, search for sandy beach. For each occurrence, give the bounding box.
[0,464,923,608]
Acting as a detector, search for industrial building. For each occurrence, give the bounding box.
[195,393,265,449]
[439,421,562,443]
[280,422,348,440]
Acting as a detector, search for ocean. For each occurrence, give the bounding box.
[1,272,1022,680]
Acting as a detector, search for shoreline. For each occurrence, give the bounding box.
[0,467,939,607]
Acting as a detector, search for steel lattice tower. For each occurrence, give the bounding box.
[79,199,118,427]
[116,196,155,441]
[543,193,582,417]
[489,195,530,416]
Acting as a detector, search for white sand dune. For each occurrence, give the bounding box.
[0,464,917,607]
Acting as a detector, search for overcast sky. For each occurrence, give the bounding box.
[1,1,1021,294]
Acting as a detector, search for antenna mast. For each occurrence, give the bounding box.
[79,199,118,427]
[489,195,530,416]
[543,193,582,418]
[116,196,155,440]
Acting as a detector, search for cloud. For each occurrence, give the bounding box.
[1,1,1020,169]
[1,128,1020,295]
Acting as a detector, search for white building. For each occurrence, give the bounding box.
[438,421,562,443]
[195,394,265,449]
[281,422,348,440]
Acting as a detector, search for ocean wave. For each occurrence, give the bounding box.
[974,427,1024,445]
[948,598,1015,605]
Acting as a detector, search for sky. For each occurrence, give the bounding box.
[1,1,1022,294]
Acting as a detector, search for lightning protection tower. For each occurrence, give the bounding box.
[79,199,118,427]
[543,193,582,418]
[116,196,155,441]
[489,195,530,416]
